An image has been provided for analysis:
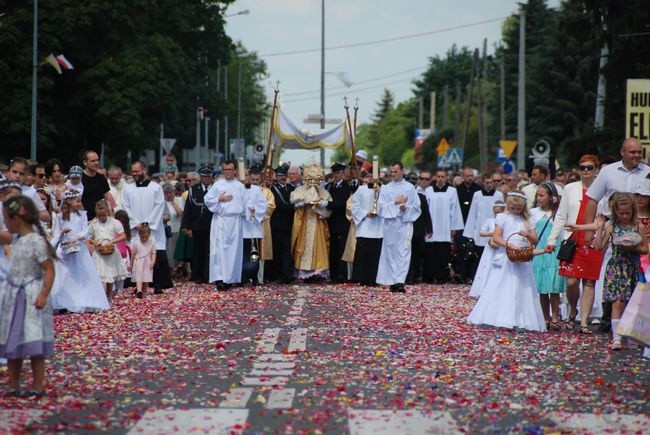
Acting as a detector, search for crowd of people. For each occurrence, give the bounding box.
[0,137,648,397]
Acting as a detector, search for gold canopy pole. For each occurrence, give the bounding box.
[353,98,359,137]
[263,82,280,184]
[344,97,359,181]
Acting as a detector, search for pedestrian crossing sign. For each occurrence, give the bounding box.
[446,147,463,165]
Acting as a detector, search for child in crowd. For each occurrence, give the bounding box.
[468,190,547,331]
[88,200,128,303]
[531,182,565,330]
[113,209,132,293]
[593,192,647,350]
[50,189,109,312]
[131,223,156,299]
[469,200,506,297]
[0,196,56,398]
[0,181,23,281]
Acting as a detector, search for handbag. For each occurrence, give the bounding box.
[616,282,650,346]
[556,237,577,262]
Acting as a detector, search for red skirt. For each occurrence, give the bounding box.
[558,240,604,281]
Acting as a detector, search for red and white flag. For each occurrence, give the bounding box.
[56,54,74,70]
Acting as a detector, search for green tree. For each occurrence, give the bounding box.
[0,0,268,169]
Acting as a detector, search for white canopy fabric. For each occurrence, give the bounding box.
[272,106,351,151]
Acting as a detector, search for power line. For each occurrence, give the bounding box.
[282,65,427,97]
[283,77,414,103]
[260,16,507,58]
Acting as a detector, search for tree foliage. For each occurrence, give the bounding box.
[0,0,269,168]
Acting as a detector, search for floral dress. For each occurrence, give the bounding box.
[603,223,641,302]
[0,233,54,359]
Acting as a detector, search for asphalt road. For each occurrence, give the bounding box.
[1,282,648,433]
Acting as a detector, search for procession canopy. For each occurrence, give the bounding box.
[272,105,352,151]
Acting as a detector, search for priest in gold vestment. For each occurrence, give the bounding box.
[290,163,332,280]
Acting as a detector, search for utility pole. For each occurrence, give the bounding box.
[443,85,449,131]
[461,59,476,159]
[216,119,220,163]
[429,92,436,132]
[30,0,38,160]
[237,60,242,139]
[159,123,164,171]
[517,9,526,169]
[479,38,489,172]
[418,97,424,129]
[594,23,608,129]
[476,46,487,172]
[319,0,325,166]
[454,81,461,144]
[195,104,201,171]
[500,53,506,140]
[224,116,229,160]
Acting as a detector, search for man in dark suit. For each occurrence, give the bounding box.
[267,166,295,283]
[406,173,433,284]
[326,163,356,283]
[181,166,214,283]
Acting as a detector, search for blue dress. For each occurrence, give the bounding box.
[531,208,565,294]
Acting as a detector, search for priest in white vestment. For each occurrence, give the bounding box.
[463,174,505,247]
[122,161,174,293]
[204,160,247,290]
[376,161,421,292]
[350,172,384,286]
[422,169,464,283]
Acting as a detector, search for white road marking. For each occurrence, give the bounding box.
[242,376,289,386]
[348,410,461,435]
[288,328,307,352]
[0,410,47,431]
[219,388,253,408]
[256,353,295,362]
[548,412,650,432]
[257,328,280,353]
[249,368,294,376]
[253,361,295,370]
[128,409,249,434]
[266,388,296,409]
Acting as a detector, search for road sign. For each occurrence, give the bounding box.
[499,140,517,158]
[437,154,450,168]
[446,147,463,165]
[436,138,451,156]
[160,138,176,154]
[415,128,431,147]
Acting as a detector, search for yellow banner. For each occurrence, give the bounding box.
[499,140,517,159]
[626,79,650,160]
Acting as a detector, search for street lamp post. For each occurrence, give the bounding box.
[30,0,38,160]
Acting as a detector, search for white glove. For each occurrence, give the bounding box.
[295,201,305,208]
[319,200,329,208]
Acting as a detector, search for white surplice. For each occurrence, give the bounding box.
[424,185,464,243]
[121,181,166,250]
[205,178,246,284]
[350,184,383,239]
[463,190,504,246]
[376,179,421,285]
[242,185,268,239]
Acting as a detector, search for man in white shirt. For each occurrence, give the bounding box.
[350,172,383,286]
[423,170,464,283]
[8,157,50,222]
[204,160,247,290]
[122,161,172,294]
[376,161,421,292]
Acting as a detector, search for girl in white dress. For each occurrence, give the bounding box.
[468,190,547,332]
[469,200,505,297]
[88,200,128,303]
[50,189,109,312]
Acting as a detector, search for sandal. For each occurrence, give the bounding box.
[579,325,593,335]
[611,340,622,351]
[549,321,561,331]
[564,315,577,331]
[136,291,143,299]
[20,390,45,399]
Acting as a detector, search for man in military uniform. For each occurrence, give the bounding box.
[181,166,214,283]
[326,163,355,283]
[267,166,295,283]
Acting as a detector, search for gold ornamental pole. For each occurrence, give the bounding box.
[263,82,280,183]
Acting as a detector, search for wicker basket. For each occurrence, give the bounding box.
[97,243,115,256]
[505,233,533,262]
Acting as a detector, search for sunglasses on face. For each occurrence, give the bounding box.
[36,174,47,178]
[579,165,595,171]
[492,179,503,183]
[419,177,431,181]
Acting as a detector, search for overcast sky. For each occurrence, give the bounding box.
[225,0,560,165]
